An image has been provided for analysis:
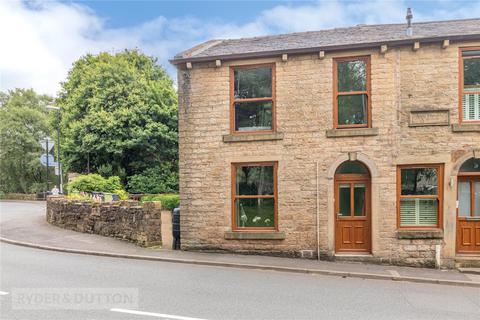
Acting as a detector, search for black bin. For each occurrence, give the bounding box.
[172,208,180,250]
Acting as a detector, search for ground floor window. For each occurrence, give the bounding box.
[397,164,443,228]
[232,162,277,230]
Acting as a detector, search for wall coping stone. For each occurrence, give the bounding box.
[326,127,379,138]
[224,231,286,240]
[452,123,480,132]
[223,132,284,143]
[396,229,444,239]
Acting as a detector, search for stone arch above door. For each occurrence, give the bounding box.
[452,150,480,177]
[327,152,379,179]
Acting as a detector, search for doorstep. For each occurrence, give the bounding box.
[334,253,379,264]
[455,255,480,268]
[334,252,373,257]
[458,268,480,275]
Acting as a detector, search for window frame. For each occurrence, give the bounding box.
[396,164,444,229]
[333,56,372,129]
[229,63,276,134]
[459,47,480,124]
[231,161,278,231]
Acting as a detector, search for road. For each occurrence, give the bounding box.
[0,203,479,319]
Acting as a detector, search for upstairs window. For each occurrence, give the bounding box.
[461,48,480,122]
[397,165,443,228]
[333,56,371,128]
[231,64,275,133]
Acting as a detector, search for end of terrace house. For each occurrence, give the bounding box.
[171,12,480,268]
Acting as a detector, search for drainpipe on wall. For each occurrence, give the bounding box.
[316,161,320,260]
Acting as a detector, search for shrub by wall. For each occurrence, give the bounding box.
[140,194,179,210]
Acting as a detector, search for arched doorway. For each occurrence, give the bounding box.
[457,158,480,254]
[334,160,371,253]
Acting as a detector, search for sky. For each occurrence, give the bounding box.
[1,0,480,96]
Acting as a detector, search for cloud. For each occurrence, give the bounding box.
[1,0,479,96]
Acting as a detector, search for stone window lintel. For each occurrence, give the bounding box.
[396,229,444,240]
[326,127,379,138]
[452,123,480,132]
[223,132,284,143]
[224,231,286,240]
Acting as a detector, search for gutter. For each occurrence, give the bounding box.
[170,33,480,65]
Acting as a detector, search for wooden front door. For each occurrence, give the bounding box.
[335,174,371,253]
[457,176,480,253]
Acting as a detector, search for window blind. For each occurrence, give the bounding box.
[463,93,480,121]
[400,198,438,227]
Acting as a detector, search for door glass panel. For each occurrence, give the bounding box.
[354,183,366,216]
[339,184,351,216]
[458,181,471,217]
[475,182,480,216]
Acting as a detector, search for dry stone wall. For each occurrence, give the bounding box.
[46,197,162,247]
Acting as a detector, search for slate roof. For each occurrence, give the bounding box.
[172,18,480,64]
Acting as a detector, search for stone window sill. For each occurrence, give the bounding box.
[452,123,480,132]
[326,127,378,138]
[223,132,284,143]
[396,229,443,240]
[224,231,286,240]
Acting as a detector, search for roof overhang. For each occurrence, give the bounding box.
[170,33,480,66]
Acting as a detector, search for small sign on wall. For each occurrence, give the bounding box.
[409,109,450,127]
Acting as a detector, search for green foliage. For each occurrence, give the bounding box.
[0,89,53,193]
[65,192,93,202]
[127,163,178,194]
[141,194,179,210]
[58,50,178,190]
[114,189,129,200]
[66,173,123,193]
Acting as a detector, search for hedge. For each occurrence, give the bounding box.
[141,194,179,210]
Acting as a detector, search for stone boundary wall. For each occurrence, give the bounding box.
[46,197,163,247]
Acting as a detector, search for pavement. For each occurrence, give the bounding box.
[1,200,479,288]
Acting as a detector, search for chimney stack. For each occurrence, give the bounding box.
[406,8,413,36]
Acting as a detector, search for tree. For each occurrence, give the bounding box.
[57,50,178,192]
[0,89,52,193]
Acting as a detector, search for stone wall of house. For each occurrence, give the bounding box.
[177,40,480,267]
[46,197,163,247]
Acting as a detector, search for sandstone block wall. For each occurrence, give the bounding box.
[46,197,163,247]
[177,41,480,267]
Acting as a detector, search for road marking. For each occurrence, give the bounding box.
[388,270,400,278]
[0,291,9,295]
[110,308,207,320]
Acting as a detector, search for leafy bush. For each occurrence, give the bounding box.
[141,194,179,210]
[127,165,178,194]
[65,193,92,202]
[66,174,123,193]
[114,189,129,200]
[29,182,48,194]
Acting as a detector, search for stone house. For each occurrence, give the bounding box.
[171,16,480,268]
